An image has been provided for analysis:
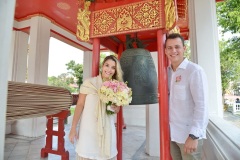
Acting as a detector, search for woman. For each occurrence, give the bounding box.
[69,55,123,160]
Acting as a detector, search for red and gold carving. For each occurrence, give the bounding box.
[90,0,163,38]
[177,0,188,20]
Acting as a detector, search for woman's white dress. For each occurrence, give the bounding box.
[75,76,117,160]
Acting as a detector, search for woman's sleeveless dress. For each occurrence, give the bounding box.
[75,76,117,160]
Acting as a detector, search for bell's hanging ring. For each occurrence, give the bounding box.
[120,48,158,105]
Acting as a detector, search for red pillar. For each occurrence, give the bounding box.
[117,43,126,127]
[117,43,123,160]
[117,107,123,160]
[157,30,171,160]
[92,38,100,77]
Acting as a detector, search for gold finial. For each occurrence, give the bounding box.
[169,26,180,34]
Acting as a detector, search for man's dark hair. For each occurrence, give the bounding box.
[165,33,185,47]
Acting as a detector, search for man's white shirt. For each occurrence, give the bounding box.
[168,58,209,143]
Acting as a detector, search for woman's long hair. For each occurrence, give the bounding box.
[101,55,123,82]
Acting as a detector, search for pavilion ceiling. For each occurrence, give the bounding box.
[14,0,220,52]
[15,0,79,35]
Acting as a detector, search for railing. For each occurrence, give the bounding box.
[228,102,240,114]
[203,115,240,159]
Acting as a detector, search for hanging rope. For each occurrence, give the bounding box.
[6,81,72,121]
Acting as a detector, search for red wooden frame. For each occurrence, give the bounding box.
[41,110,70,160]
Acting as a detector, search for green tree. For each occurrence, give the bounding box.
[184,40,191,60]
[66,60,83,88]
[217,0,240,34]
[217,0,240,94]
[219,39,240,94]
[48,73,77,93]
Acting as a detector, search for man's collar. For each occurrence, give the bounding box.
[169,58,189,71]
[178,58,188,69]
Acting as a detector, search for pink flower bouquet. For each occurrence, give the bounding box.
[99,79,132,115]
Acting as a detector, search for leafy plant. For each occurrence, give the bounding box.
[48,73,78,93]
[66,60,83,89]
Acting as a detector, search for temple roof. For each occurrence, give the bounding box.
[14,0,221,52]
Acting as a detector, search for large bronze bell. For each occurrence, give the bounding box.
[120,48,158,105]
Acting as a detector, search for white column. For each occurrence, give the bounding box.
[145,104,160,156]
[6,31,28,134]
[9,31,29,81]
[11,16,51,137]
[123,105,146,126]
[27,16,51,84]
[83,51,93,80]
[145,52,160,156]
[0,0,16,158]
[188,0,223,117]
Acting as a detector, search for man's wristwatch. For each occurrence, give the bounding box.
[189,134,199,140]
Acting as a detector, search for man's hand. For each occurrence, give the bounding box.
[184,137,198,154]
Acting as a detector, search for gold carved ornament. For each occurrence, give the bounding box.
[169,26,180,34]
[91,0,162,38]
[165,0,177,30]
[76,1,91,42]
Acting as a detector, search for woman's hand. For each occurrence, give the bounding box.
[69,94,86,144]
[69,127,78,144]
[111,105,121,113]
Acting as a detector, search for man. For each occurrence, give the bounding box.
[165,33,209,160]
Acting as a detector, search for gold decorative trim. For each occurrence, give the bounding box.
[76,1,91,42]
[165,0,177,30]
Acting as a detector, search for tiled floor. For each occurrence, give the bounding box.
[4,124,159,160]
[5,111,240,160]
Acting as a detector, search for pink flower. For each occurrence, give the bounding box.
[176,75,181,82]
[99,79,132,115]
